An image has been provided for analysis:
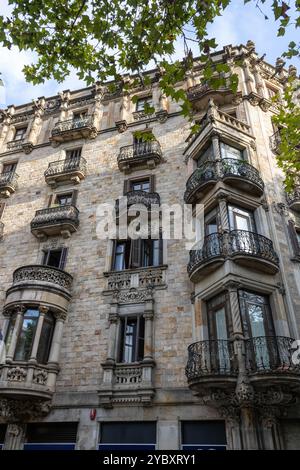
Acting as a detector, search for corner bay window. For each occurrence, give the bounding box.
[120,316,145,363]
[5,308,55,364]
[113,239,162,271]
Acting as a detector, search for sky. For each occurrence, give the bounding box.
[0,0,299,107]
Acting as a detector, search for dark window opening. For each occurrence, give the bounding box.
[181,421,226,450]
[2,162,17,174]
[99,422,156,450]
[42,248,67,270]
[113,239,162,271]
[25,423,78,450]
[120,316,145,363]
[66,148,82,162]
[55,193,73,206]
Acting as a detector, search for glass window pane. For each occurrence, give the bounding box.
[220,142,243,160]
[123,319,137,363]
[37,314,54,364]
[197,144,213,166]
[152,239,161,266]
[114,243,126,271]
[14,309,39,361]
[5,315,16,353]
[44,250,63,269]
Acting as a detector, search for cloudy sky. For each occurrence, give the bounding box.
[0,0,299,107]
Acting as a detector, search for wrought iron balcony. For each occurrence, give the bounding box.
[286,187,300,212]
[44,157,87,186]
[186,336,300,395]
[116,191,160,216]
[117,141,162,172]
[0,171,19,197]
[186,340,237,391]
[50,115,96,142]
[31,204,79,239]
[184,158,264,203]
[188,230,279,281]
[11,265,73,292]
[245,336,300,378]
[269,130,281,153]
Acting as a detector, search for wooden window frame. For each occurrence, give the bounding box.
[123,175,155,194]
[42,247,68,270]
[119,315,145,363]
[48,189,78,207]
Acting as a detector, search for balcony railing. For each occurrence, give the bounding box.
[44,157,87,178]
[286,187,300,212]
[0,171,19,196]
[186,340,237,380]
[184,158,264,203]
[245,336,300,374]
[116,191,160,214]
[269,130,281,153]
[186,336,300,389]
[6,138,25,151]
[188,230,279,280]
[31,204,79,229]
[12,265,73,292]
[52,115,93,136]
[117,141,162,171]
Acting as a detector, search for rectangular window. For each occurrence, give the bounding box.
[2,162,17,174]
[98,422,156,450]
[73,111,87,120]
[220,142,243,161]
[42,248,68,270]
[14,308,39,361]
[120,316,145,363]
[124,175,154,194]
[181,421,227,450]
[66,147,82,162]
[131,179,150,192]
[24,423,78,450]
[136,96,153,112]
[228,205,256,232]
[113,239,162,270]
[197,144,214,167]
[14,127,27,141]
[55,193,73,206]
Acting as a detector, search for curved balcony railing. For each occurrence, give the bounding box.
[188,230,279,278]
[184,159,264,203]
[12,265,73,292]
[229,230,279,264]
[245,336,300,374]
[0,171,19,189]
[286,188,300,211]
[31,204,79,229]
[186,340,237,381]
[44,157,87,178]
[118,141,162,170]
[52,115,93,136]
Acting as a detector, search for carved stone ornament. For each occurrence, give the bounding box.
[155,109,168,123]
[113,287,153,304]
[0,398,52,422]
[272,202,289,216]
[44,99,61,114]
[115,119,128,133]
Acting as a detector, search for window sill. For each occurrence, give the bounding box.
[104,264,168,276]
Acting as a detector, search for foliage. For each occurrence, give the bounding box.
[0,0,299,188]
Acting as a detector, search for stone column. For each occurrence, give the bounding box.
[23,98,45,153]
[243,59,255,94]
[0,108,14,150]
[240,406,260,449]
[225,281,243,336]
[6,305,25,363]
[91,83,105,133]
[3,423,26,450]
[217,194,229,232]
[58,90,70,121]
[116,92,129,132]
[211,132,221,160]
[220,406,242,450]
[252,66,265,97]
[157,420,179,450]
[259,406,282,450]
[28,305,48,364]
[106,306,119,363]
[185,72,195,90]
[47,311,66,366]
[143,302,154,363]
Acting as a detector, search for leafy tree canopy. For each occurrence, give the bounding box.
[0,0,299,189]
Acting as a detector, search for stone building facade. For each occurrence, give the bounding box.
[0,41,299,450]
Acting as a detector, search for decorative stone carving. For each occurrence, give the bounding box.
[13,265,73,291]
[114,365,142,385]
[272,202,289,216]
[7,367,27,382]
[105,267,166,291]
[0,398,51,421]
[156,109,168,123]
[115,119,128,133]
[33,368,48,385]
[235,377,255,406]
[113,287,153,304]
[44,99,61,114]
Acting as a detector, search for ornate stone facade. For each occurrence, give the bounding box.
[0,43,299,450]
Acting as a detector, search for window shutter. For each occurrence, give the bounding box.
[123,179,130,194]
[149,175,155,192]
[130,239,141,268]
[288,220,300,257]
[71,189,78,206]
[59,248,68,270]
